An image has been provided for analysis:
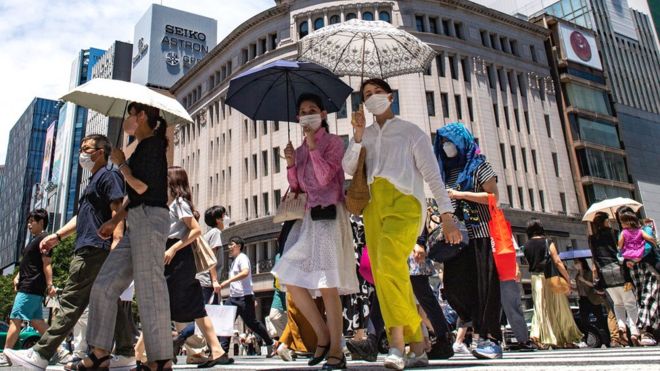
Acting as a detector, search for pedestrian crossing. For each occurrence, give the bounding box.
[36,347,660,370]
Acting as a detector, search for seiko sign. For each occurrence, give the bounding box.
[161,24,209,54]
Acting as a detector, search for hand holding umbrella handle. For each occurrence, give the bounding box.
[284,142,295,167]
[351,104,366,143]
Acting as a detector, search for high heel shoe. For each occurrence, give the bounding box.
[308,344,330,366]
[321,355,347,370]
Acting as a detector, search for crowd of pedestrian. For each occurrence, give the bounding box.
[1,78,658,371]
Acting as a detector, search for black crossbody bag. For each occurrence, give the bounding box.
[310,205,337,220]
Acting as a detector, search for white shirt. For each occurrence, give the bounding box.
[229,252,253,297]
[342,117,454,223]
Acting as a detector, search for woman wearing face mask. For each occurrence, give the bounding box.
[81,102,174,371]
[434,123,504,359]
[271,93,359,370]
[342,78,461,370]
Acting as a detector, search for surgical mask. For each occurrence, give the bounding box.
[443,142,458,158]
[123,119,138,136]
[364,94,391,115]
[79,152,96,171]
[299,114,323,131]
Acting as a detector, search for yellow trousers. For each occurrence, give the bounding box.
[363,178,422,343]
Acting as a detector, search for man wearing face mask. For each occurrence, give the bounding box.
[6,134,136,369]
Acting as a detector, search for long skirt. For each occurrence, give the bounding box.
[164,239,207,322]
[630,262,660,332]
[530,273,583,347]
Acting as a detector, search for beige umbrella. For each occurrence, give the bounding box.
[582,197,643,222]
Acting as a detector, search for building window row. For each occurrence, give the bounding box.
[480,29,520,57]
[415,15,465,40]
[241,32,279,65]
[183,84,203,109]
[298,6,392,39]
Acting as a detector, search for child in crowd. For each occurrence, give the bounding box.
[618,212,659,276]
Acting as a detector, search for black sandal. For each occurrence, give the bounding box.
[322,355,347,370]
[76,353,111,371]
[308,344,330,366]
[155,359,173,371]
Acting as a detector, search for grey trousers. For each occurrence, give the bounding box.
[500,279,529,344]
[87,205,173,361]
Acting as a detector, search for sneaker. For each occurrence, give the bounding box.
[471,339,503,360]
[0,353,9,366]
[277,344,293,362]
[452,342,470,354]
[428,337,454,360]
[640,336,657,347]
[383,348,405,370]
[109,355,136,370]
[346,335,378,363]
[576,341,589,349]
[3,349,49,370]
[405,351,429,368]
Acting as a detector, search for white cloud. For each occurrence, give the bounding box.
[0,0,273,164]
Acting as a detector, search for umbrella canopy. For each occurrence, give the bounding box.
[225,60,352,123]
[559,249,593,261]
[60,78,193,125]
[582,197,643,222]
[298,19,436,79]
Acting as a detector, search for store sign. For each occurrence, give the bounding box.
[132,37,149,67]
[559,23,602,70]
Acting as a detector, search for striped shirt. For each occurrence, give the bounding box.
[445,162,497,239]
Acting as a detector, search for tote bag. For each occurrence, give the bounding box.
[544,239,570,295]
[345,147,370,215]
[488,194,517,281]
[196,297,238,337]
[192,235,217,274]
[273,189,307,223]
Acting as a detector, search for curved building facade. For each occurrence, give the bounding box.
[170,0,587,311]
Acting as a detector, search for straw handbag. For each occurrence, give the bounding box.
[192,235,217,274]
[345,147,370,215]
[273,189,307,223]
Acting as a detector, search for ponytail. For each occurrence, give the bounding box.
[128,102,169,148]
[154,117,168,147]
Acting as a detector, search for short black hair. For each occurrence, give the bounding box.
[27,209,49,229]
[591,212,610,233]
[360,78,393,100]
[81,134,111,161]
[296,93,330,132]
[230,236,245,250]
[204,205,226,227]
[526,218,545,239]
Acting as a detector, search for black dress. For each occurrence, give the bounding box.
[165,238,207,322]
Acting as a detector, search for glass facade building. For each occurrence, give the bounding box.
[0,98,60,271]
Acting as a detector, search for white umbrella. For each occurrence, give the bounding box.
[298,19,436,79]
[582,197,643,222]
[60,78,193,125]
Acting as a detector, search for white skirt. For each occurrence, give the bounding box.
[271,203,359,297]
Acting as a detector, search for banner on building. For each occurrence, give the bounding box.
[40,121,56,185]
[559,22,603,71]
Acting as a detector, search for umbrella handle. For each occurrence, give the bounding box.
[115,102,128,148]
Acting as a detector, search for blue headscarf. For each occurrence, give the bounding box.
[433,123,485,192]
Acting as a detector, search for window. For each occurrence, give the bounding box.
[299,21,309,38]
[461,58,470,82]
[455,95,462,120]
[490,33,497,49]
[263,193,270,215]
[539,190,545,211]
[273,147,281,173]
[572,116,620,148]
[252,154,258,179]
[525,111,532,135]
[429,17,438,34]
[510,40,519,56]
[253,195,258,218]
[336,101,347,119]
[518,187,524,209]
[488,65,496,89]
[362,12,374,21]
[379,11,391,23]
[514,108,520,132]
[504,106,510,130]
[274,189,282,209]
[521,147,528,172]
[244,198,248,219]
[442,19,451,36]
[511,145,518,170]
[346,13,357,20]
[544,114,551,137]
[274,120,280,131]
[455,22,465,39]
[584,184,633,205]
[560,192,567,214]
[552,152,559,177]
[415,15,425,32]
[259,38,266,55]
[500,37,509,53]
[500,143,506,168]
[441,93,449,118]
[531,149,538,174]
[436,55,445,77]
[262,150,268,176]
[426,92,435,116]
[493,104,499,127]
[249,43,257,59]
[467,97,473,122]
[314,17,324,30]
[243,157,248,180]
[529,189,535,210]
[262,120,268,135]
[480,30,489,47]
[508,71,516,94]
[449,56,457,79]
[329,15,340,24]
[565,83,612,115]
[498,68,506,92]
[577,149,628,182]
[518,73,526,95]
[391,90,400,115]
[351,92,362,113]
[507,186,513,206]
[252,120,257,138]
[530,44,537,62]
[269,33,278,49]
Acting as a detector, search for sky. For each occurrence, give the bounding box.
[0,0,655,165]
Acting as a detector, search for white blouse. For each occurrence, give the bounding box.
[342,117,454,218]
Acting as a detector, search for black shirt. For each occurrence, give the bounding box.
[17,232,51,296]
[589,229,619,268]
[524,238,548,274]
[127,136,168,210]
[76,166,125,251]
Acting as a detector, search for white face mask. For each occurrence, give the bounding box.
[443,142,458,158]
[79,152,96,171]
[298,114,323,131]
[364,94,391,115]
